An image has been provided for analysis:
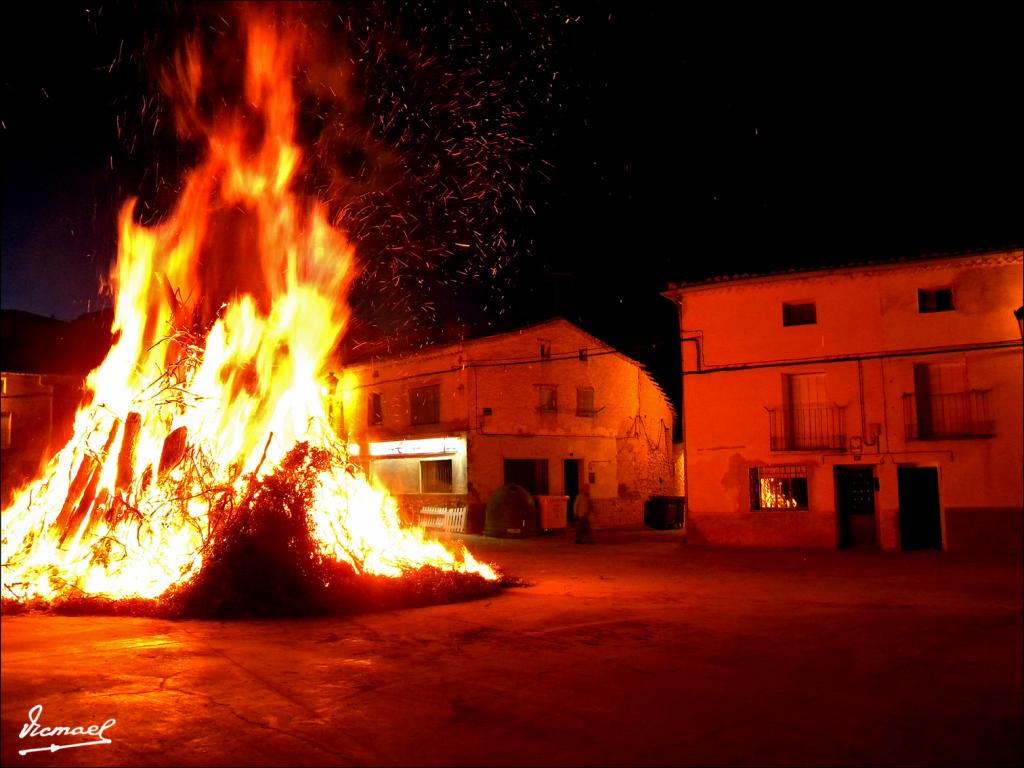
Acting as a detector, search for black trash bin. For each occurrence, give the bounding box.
[644,495,685,530]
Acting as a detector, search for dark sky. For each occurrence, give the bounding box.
[2,2,1022,402]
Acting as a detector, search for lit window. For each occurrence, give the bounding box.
[576,387,596,416]
[410,385,440,425]
[538,385,557,413]
[782,301,817,327]
[368,392,383,425]
[918,288,954,313]
[421,459,454,493]
[750,465,809,510]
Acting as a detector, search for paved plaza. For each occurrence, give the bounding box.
[2,530,1021,766]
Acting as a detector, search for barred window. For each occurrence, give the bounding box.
[420,459,454,493]
[410,385,440,425]
[750,465,809,510]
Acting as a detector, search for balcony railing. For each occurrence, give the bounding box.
[903,390,994,440]
[767,405,846,451]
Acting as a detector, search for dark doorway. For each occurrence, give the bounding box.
[897,467,942,550]
[836,466,877,547]
[564,459,581,521]
[503,459,549,497]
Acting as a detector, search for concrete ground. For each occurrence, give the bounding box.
[1,529,1021,767]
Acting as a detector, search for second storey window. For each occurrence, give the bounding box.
[368,392,383,425]
[576,387,596,416]
[918,287,954,313]
[538,385,557,413]
[410,385,440,425]
[782,301,817,326]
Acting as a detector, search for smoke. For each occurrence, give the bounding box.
[104,0,570,340]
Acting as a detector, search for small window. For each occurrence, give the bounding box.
[782,302,817,326]
[538,385,557,413]
[576,387,596,416]
[368,392,383,425]
[578,348,588,361]
[918,288,954,313]
[482,407,493,416]
[540,343,551,359]
[410,385,440,425]
[750,465,809,510]
[1,412,11,450]
[420,459,454,493]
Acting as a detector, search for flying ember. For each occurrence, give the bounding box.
[0,7,497,607]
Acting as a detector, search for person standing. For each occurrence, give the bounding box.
[574,483,594,544]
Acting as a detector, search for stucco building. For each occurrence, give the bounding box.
[662,248,1023,551]
[334,318,677,532]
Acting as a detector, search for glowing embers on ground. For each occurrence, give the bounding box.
[0,7,497,614]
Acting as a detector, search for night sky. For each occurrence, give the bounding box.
[2,2,1022,403]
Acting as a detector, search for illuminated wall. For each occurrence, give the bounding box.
[664,249,1023,550]
[340,318,677,529]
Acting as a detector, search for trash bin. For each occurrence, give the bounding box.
[536,495,569,532]
[644,495,684,530]
[483,483,539,538]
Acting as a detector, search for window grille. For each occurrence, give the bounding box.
[420,459,454,493]
[750,465,809,510]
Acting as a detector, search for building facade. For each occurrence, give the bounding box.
[335,318,677,531]
[662,249,1023,551]
[0,372,84,507]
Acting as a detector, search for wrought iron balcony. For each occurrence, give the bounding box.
[767,405,846,451]
[903,390,994,440]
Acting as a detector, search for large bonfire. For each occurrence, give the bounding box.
[1,7,497,615]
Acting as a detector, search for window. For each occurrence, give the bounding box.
[772,373,844,450]
[420,459,453,493]
[368,392,383,426]
[782,301,817,326]
[540,342,551,359]
[750,465,808,510]
[410,385,440,425]
[578,348,588,361]
[918,288,954,313]
[1,412,11,450]
[538,385,557,413]
[576,387,596,416]
[906,361,992,439]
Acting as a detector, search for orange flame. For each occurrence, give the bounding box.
[1,9,496,602]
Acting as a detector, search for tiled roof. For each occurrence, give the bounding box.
[664,245,1023,291]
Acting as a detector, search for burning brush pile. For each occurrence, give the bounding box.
[1,7,502,617]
